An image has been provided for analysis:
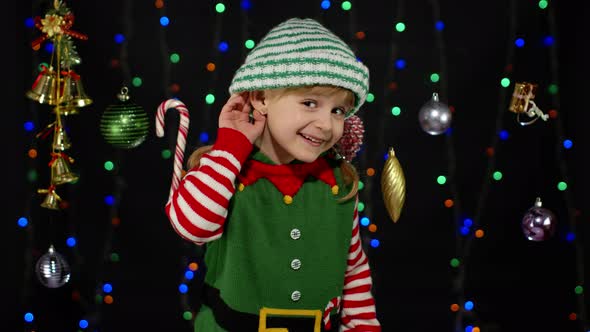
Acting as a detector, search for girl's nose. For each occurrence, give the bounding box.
[313,109,332,132]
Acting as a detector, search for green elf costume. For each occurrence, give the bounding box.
[165,18,381,332]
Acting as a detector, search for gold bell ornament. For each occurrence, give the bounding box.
[508,82,549,126]
[49,152,79,185]
[26,65,59,105]
[55,70,93,115]
[381,147,406,223]
[35,120,71,151]
[52,123,71,151]
[38,185,62,210]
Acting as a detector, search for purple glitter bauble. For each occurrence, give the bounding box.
[521,206,557,241]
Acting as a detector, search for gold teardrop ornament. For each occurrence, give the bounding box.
[381,147,406,222]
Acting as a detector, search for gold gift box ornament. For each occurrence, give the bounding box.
[509,82,549,126]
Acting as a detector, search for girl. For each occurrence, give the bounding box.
[166,18,381,331]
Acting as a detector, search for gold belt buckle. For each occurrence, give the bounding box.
[258,307,322,332]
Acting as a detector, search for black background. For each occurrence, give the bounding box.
[12,1,590,331]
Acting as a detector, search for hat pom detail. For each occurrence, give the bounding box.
[335,115,364,161]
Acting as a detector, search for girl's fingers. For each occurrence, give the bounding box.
[241,102,251,114]
[252,109,266,121]
[221,94,246,113]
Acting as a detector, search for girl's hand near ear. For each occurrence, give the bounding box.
[218,92,266,144]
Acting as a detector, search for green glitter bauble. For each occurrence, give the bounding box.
[100,87,149,149]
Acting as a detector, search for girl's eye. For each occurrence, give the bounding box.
[332,108,347,117]
[332,108,345,115]
[302,100,317,108]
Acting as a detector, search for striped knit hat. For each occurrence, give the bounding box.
[228,17,370,116]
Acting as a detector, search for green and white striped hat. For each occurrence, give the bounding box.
[228,17,370,116]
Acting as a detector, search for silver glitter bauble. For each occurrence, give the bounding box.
[35,245,71,288]
[418,92,452,135]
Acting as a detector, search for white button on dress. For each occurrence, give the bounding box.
[290,228,301,240]
[291,290,301,301]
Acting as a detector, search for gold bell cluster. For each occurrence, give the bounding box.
[26,1,91,210]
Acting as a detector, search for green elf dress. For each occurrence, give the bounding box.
[194,147,355,332]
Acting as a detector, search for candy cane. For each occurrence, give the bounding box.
[156,99,190,200]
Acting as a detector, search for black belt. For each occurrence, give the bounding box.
[202,283,340,331]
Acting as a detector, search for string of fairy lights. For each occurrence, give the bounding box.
[74,0,142,329]
[420,0,478,329]
[543,3,587,329]
[423,0,471,329]
[377,0,467,325]
[391,0,480,328]
[20,2,45,330]
[154,0,217,325]
[61,0,146,328]
[447,0,508,323]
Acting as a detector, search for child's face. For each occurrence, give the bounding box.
[257,87,353,164]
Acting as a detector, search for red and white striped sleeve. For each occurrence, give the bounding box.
[339,196,381,331]
[165,128,253,245]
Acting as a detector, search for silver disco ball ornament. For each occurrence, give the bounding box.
[35,245,71,288]
[418,92,452,135]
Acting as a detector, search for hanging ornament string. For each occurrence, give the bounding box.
[156,99,191,200]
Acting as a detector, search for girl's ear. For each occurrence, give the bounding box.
[249,90,267,114]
